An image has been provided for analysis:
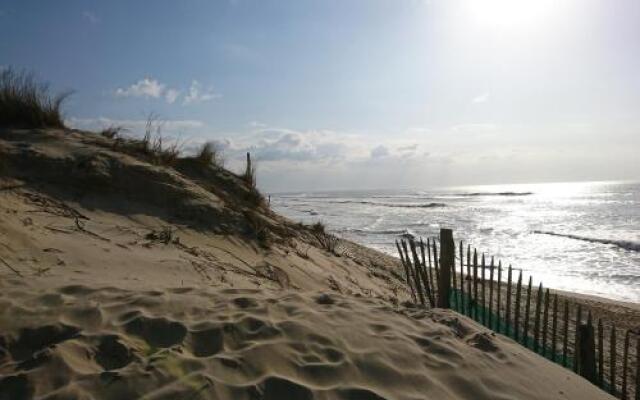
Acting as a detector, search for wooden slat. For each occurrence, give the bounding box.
[514,270,523,342]
[563,299,569,367]
[396,240,416,302]
[622,330,630,400]
[598,319,604,387]
[551,293,558,362]
[574,304,583,373]
[450,237,458,309]
[635,335,639,400]
[533,283,543,353]
[403,240,425,306]
[473,249,479,321]
[506,266,513,337]
[611,325,617,396]
[524,276,533,347]
[432,239,440,299]
[496,262,502,333]
[459,241,465,314]
[408,239,426,306]
[488,256,495,330]
[419,239,434,307]
[542,288,550,358]
[427,238,436,300]
[466,244,472,317]
[481,253,486,326]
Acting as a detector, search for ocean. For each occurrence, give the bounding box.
[272,181,640,303]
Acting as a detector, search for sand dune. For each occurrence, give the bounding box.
[0,282,614,400]
[0,128,616,399]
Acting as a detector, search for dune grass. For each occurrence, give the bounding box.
[195,142,225,168]
[0,68,71,129]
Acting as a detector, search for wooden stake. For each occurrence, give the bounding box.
[473,249,479,321]
[634,335,639,400]
[533,283,543,353]
[578,316,596,384]
[542,288,550,358]
[514,270,523,342]
[563,299,569,367]
[611,325,617,396]
[408,239,426,306]
[551,294,558,362]
[427,238,436,300]
[419,239,434,307]
[432,239,440,299]
[488,256,495,330]
[506,266,513,337]
[459,240,465,314]
[438,229,454,309]
[598,319,604,387]
[466,244,472,317]
[524,276,533,347]
[496,262,502,333]
[574,304,583,373]
[450,238,457,309]
[622,330,630,400]
[481,253,487,326]
[396,240,416,302]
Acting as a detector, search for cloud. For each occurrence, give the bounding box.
[82,11,99,24]
[370,145,390,159]
[183,80,221,105]
[164,88,181,104]
[472,92,490,103]
[114,78,219,105]
[115,78,166,99]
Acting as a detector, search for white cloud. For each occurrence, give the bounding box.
[472,92,490,103]
[114,78,221,105]
[183,80,221,105]
[164,88,181,104]
[82,11,99,24]
[115,78,166,99]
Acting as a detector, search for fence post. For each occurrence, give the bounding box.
[578,322,597,384]
[438,228,454,309]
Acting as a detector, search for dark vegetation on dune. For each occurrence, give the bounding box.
[0,68,70,129]
[0,69,341,252]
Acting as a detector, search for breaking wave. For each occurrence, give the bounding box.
[460,192,533,197]
[533,230,640,252]
[327,200,446,208]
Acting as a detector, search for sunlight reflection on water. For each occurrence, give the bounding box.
[273,181,640,302]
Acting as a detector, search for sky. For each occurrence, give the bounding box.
[1,0,639,192]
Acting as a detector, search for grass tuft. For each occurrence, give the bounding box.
[195,141,224,168]
[111,113,183,167]
[0,68,71,129]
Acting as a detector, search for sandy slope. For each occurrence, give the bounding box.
[0,283,613,400]
[0,128,615,399]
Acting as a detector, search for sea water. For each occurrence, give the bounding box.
[272,181,640,303]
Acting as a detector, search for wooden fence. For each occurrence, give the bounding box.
[396,228,640,400]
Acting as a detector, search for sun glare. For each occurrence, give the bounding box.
[467,0,561,30]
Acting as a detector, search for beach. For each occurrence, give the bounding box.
[0,128,628,399]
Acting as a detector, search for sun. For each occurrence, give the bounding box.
[467,0,560,30]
